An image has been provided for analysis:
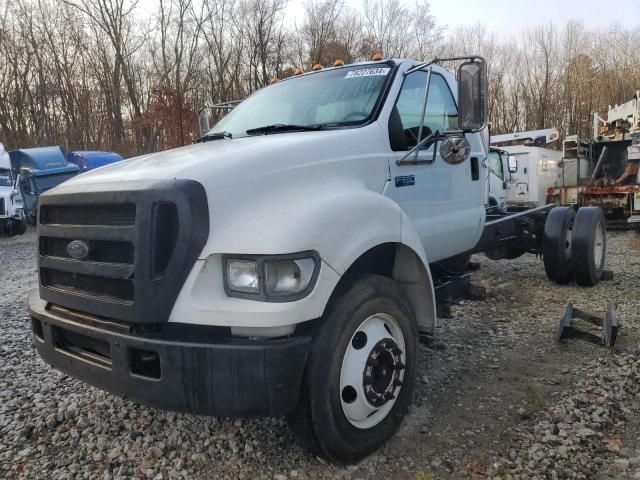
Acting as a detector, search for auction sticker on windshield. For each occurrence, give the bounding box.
[345,68,390,78]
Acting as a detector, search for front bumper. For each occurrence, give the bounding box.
[28,292,310,417]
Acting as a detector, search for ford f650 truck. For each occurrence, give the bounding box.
[28,56,607,463]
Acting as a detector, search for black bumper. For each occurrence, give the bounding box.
[28,292,310,417]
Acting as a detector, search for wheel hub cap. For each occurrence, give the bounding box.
[363,339,404,407]
[339,313,406,429]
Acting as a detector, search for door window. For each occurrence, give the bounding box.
[488,151,504,180]
[391,71,459,149]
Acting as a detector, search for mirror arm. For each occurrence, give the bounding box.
[405,55,486,76]
[396,131,438,165]
[432,131,440,164]
[414,66,433,163]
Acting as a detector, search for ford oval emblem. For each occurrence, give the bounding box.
[66,240,89,260]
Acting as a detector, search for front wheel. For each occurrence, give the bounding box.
[286,275,418,464]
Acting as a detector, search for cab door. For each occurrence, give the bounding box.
[488,150,507,209]
[385,69,486,262]
[506,153,531,205]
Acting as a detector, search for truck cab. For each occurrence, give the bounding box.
[10,146,80,225]
[28,56,489,463]
[0,143,27,236]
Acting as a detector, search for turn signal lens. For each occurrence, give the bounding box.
[265,258,315,296]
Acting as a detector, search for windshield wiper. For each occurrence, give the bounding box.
[246,124,324,135]
[197,131,232,142]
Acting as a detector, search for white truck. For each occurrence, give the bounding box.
[28,56,607,463]
[0,143,27,236]
[490,129,562,209]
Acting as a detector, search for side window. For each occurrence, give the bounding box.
[488,151,504,180]
[391,71,458,150]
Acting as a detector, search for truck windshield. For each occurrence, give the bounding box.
[210,64,393,138]
[32,172,77,193]
[0,168,12,187]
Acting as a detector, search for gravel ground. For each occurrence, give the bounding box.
[0,228,638,479]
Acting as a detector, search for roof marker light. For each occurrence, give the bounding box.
[312,63,322,71]
[333,59,344,67]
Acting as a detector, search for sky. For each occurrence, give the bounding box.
[286,0,639,37]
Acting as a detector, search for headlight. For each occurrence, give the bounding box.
[223,252,320,301]
[227,260,259,293]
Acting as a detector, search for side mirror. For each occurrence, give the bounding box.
[457,59,487,131]
[508,155,517,173]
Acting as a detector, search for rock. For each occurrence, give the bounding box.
[147,446,163,459]
[613,459,630,471]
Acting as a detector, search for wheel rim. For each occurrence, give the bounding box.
[564,220,573,261]
[594,222,604,267]
[339,313,406,429]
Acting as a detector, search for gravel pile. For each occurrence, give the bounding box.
[486,350,640,479]
[1,229,639,479]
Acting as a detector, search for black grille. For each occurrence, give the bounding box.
[37,180,209,324]
[0,198,5,216]
[40,236,134,264]
[41,203,136,226]
[42,268,134,302]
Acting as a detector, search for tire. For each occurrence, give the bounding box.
[543,206,576,284]
[5,219,26,237]
[14,220,27,235]
[286,275,418,464]
[572,207,606,286]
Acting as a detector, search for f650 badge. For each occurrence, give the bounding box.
[66,240,89,260]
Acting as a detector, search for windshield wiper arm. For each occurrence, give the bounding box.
[245,124,324,135]
[197,131,232,142]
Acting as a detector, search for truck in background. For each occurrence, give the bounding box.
[547,93,640,226]
[0,143,27,236]
[491,128,562,209]
[10,146,80,225]
[67,151,123,172]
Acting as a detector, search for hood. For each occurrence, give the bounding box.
[63,125,387,189]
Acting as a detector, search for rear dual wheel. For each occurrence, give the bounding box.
[287,275,417,464]
[572,207,606,286]
[543,206,606,286]
[543,206,575,283]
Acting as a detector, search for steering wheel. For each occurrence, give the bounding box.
[405,126,433,146]
[342,111,369,122]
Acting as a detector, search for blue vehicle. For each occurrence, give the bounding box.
[9,146,80,225]
[67,150,123,172]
